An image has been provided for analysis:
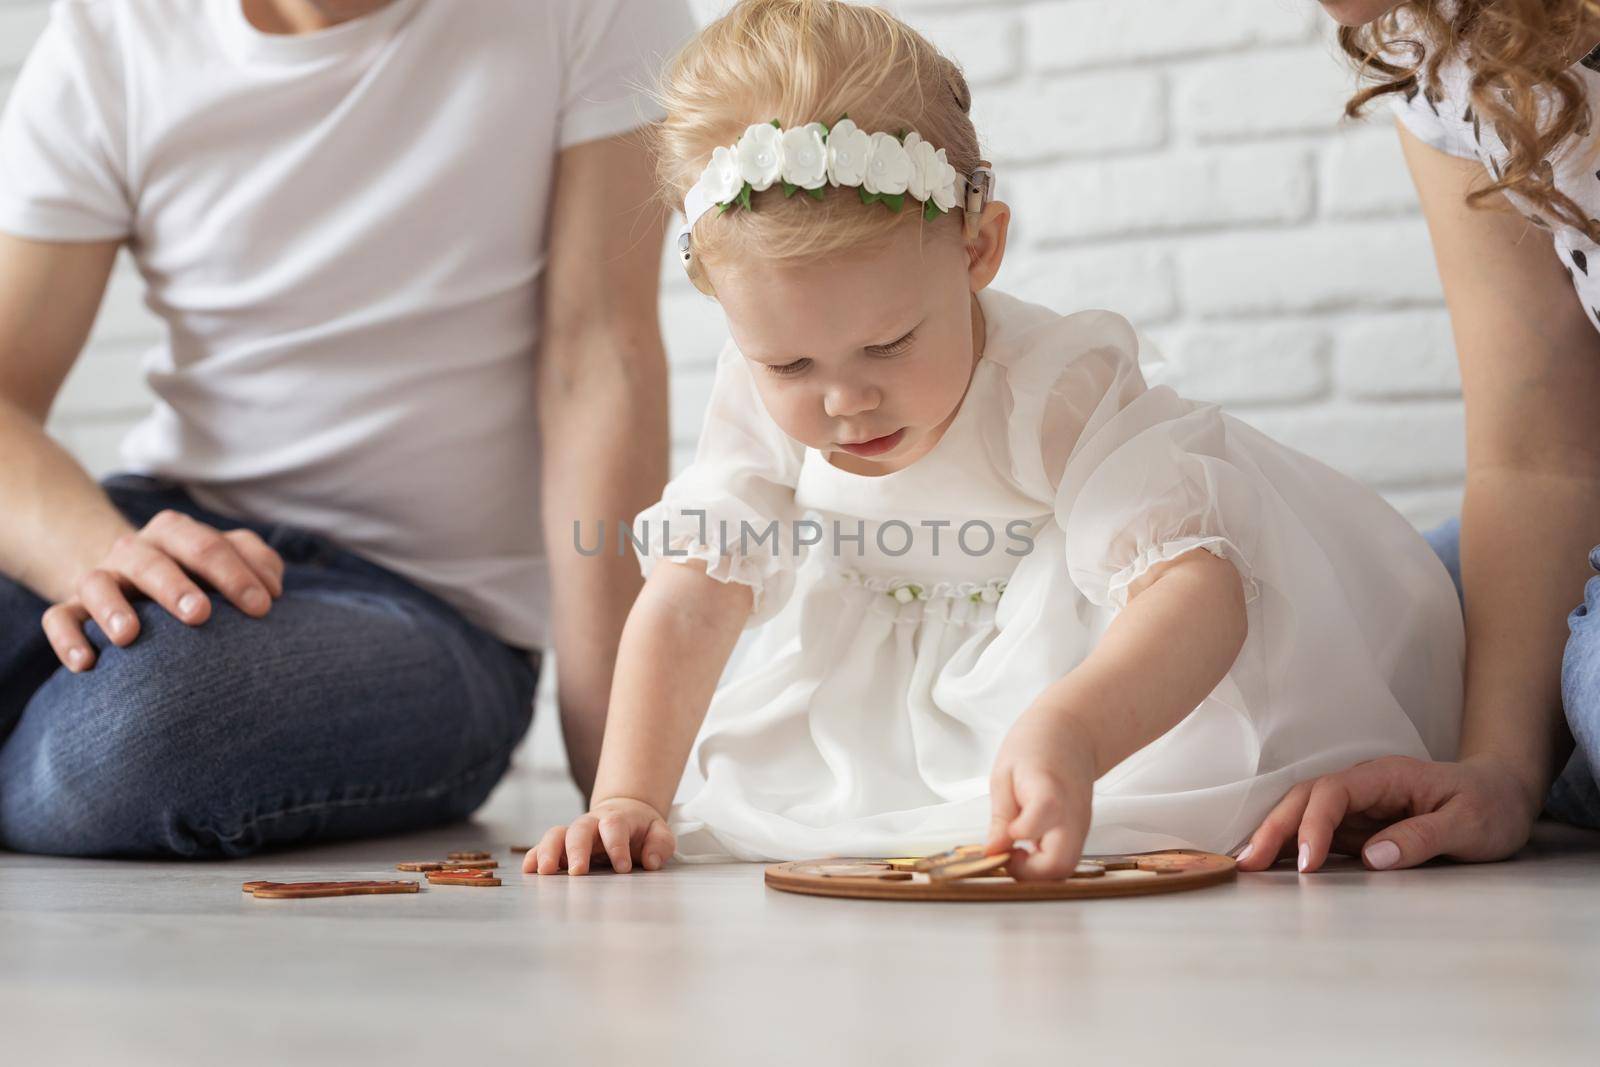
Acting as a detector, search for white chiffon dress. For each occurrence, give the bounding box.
[633,289,1464,862]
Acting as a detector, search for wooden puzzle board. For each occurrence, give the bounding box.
[764,849,1235,902]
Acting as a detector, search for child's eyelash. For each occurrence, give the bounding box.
[764,331,915,378]
[871,330,916,356]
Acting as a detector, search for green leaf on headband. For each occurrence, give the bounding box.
[818,121,831,137]
[896,129,907,143]
[718,200,736,216]
[782,181,799,198]
[738,183,753,211]
[805,186,826,202]
[922,199,943,222]
[859,187,877,206]
[882,193,905,213]
[770,118,781,128]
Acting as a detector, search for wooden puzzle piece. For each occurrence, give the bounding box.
[446,851,492,863]
[246,880,419,899]
[425,869,501,887]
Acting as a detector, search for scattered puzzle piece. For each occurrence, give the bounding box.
[246,880,419,899]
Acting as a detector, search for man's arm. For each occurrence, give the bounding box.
[537,132,672,798]
[0,232,128,602]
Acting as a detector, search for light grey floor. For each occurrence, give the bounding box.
[3,753,1598,1066]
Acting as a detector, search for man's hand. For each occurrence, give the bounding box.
[985,714,1097,881]
[43,509,284,671]
[1237,754,1539,873]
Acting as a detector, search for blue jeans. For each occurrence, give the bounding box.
[1425,518,1600,828]
[0,475,538,858]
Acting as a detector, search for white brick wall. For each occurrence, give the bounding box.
[2,0,1466,529]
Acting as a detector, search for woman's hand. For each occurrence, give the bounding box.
[42,509,284,672]
[526,796,676,876]
[1237,754,1541,873]
[985,715,1097,881]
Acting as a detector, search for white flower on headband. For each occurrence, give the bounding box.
[930,151,961,212]
[701,145,743,205]
[826,118,871,187]
[736,122,784,191]
[781,123,829,189]
[904,132,932,201]
[863,131,911,197]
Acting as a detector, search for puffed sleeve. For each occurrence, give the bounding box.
[1000,310,1262,612]
[632,340,807,627]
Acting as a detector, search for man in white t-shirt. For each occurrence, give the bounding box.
[0,0,695,857]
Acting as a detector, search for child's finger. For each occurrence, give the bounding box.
[986,771,1019,854]
[1005,791,1061,845]
[1236,780,1312,871]
[597,814,633,873]
[1009,826,1083,881]
[529,826,566,875]
[566,816,599,876]
[641,820,675,871]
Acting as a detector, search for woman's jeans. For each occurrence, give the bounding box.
[1426,518,1600,828]
[0,475,538,858]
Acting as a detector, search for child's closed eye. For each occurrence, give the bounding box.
[762,330,917,378]
[869,329,916,357]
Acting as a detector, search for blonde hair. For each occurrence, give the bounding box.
[654,0,982,289]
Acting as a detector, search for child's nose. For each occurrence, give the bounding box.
[823,382,880,418]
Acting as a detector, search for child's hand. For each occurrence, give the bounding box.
[524,797,675,876]
[985,716,1097,881]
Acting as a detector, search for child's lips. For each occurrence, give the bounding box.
[837,428,905,457]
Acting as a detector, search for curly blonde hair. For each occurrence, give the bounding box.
[653,0,982,290]
[1340,0,1600,238]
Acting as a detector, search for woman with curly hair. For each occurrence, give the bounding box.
[1241,0,1600,874]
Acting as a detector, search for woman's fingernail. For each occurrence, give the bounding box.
[1364,840,1401,870]
[68,648,88,669]
[110,612,133,637]
[179,593,204,617]
[1234,844,1253,865]
[244,588,269,612]
[1297,842,1310,872]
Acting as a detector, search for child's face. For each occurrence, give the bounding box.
[709,218,995,476]
[1316,0,1403,27]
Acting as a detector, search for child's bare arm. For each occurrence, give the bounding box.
[988,549,1248,879]
[528,559,754,875]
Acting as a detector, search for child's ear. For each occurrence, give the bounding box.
[965,201,1010,293]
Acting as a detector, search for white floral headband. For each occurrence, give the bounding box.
[675,117,996,291]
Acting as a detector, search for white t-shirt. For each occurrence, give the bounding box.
[0,0,696,650]
[1392,43,1600,331]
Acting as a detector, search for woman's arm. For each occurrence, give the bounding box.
[1401,125,1600,804]
[1240,123,1600,874]
[988,548,1248,879]
[530,557,754,874]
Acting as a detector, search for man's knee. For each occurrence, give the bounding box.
[0,596,528,857]
[0,602,260,855]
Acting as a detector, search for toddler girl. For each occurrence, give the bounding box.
[528,0,1463,880]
